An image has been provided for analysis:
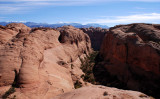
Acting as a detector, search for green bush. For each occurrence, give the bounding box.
[80,51,99,84]
[2,87,15,99]
[2,70,18,99]
[74,80,82,89]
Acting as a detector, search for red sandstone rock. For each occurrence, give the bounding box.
[0,24,92,99]
[0,23,156,99]
[53,85,151,99]
[94,23,160,98]
[81,27,108,50]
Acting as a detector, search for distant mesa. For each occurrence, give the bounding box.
[0,22,109,28]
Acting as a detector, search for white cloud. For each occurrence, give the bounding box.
[135,7,146,9]
[0,0,160,14]
[1,0,160,1]
[125,0,160,2]
[0,17,6,21]
[86,13,160,25]
[0,0,100,14]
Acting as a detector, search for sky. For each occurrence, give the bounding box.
[0,0,160,26]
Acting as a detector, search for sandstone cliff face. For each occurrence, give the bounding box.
[53,85,151,99]
[81,27,108,50]
[94,23,160,98]
[0,24,92,99]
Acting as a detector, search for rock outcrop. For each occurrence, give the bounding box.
[94,23,160,98]
[0,24,92,99]
[53,85,151,99]
[81,27,108,50]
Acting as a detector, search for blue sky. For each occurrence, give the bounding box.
[0,0,160,26]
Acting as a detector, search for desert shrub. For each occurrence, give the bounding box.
[2,87,15,99]
[80,51,99,84]
[71,64,74,69]
[139,94,148,98]
[2,70,18,99]
[74,80,82,89]
[103,91,108,96]
[31,27,55,32]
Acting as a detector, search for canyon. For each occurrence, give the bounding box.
[0,23,159,99]
[80,27,108,50]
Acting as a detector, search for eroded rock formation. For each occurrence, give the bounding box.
[94,23,160,98]
[0,23,92,99]
[0,23,157,99]
[81,27,108,50]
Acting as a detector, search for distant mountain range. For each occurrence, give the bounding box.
[0,22,109,28]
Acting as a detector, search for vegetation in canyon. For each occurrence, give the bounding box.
[80,51,99,84]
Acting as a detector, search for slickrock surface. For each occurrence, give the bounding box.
[94,23,160,98]
[53,85,151,99]
[0,24,92,99]
[81,27,108,50]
